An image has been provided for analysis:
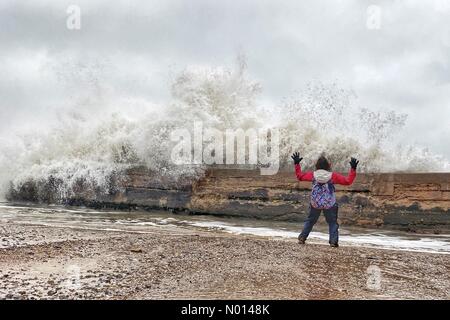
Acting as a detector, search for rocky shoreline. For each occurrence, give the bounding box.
[1,221,449,300]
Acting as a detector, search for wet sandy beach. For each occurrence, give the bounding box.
[1,220,449,300]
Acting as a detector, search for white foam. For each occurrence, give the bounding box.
[185,220,450,255]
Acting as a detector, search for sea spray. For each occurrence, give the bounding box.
[0,58,448,201]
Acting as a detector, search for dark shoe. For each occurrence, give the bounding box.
[330,243,339,248]
[298,235,306,244]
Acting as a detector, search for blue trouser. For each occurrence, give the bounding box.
[299,204,339,244]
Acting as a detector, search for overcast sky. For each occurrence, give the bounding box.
[1,0,450,158]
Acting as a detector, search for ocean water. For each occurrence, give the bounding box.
[1,203,449,255]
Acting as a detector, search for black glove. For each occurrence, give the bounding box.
[350,157,359,170]
[291,152,303,165]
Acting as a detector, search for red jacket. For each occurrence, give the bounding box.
[294,164,356,186]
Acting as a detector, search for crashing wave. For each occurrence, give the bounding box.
[0,57,448,201]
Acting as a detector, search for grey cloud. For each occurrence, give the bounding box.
[0,0,450,157]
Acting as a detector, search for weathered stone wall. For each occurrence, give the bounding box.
[188,169,450,230]
[8,167,450,231]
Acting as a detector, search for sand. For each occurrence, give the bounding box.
[0,221,449,300]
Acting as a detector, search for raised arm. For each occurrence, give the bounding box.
[331,157,359,186]
[292,152,314,182]
[295,164,314,182]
